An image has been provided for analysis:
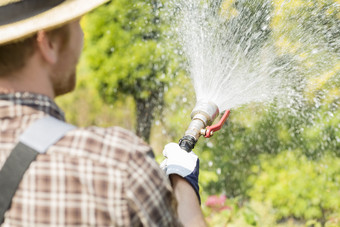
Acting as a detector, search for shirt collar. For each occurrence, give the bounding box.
[0,92,65,121]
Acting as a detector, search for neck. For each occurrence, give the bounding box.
[0,53,55,99]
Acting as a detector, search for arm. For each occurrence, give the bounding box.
[161,143,207,227]
[170,174,207,227]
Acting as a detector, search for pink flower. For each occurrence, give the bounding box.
[205,195,226,206]
[205,195,231,211]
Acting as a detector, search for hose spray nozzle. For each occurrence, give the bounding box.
[179,101,230,152]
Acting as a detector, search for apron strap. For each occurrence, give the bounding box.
[0,116,75,224]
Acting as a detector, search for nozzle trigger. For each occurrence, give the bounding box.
[204,110,230,138]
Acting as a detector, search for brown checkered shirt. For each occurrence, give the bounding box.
[0,92,182,227]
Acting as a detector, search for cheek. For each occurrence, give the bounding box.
[74,39,83,59]
[74,26,84,57]
[66,36,82,67]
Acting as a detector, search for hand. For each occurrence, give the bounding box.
[161,143,200,203]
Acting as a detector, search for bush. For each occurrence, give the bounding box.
[248,150,340,224]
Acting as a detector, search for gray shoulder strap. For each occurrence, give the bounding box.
[19,116,76,153]
[0,116,75,224]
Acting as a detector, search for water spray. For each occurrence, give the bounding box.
[179,101,231,152]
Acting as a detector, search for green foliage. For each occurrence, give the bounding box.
[83,0,172,100]
[199,94,339,199]
[249,150,340,224]
[202,196,292,227]
[80,0,180,141]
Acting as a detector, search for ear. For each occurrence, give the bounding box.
[36,31,59,64]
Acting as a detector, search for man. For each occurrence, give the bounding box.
[0,0,206,226]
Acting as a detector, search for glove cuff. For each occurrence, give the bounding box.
[184,159,201,204]
[166,165,193,177]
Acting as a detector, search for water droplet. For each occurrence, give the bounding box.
[208,161,213,167]
[216,168,221,175]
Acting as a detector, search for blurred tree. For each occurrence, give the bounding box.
[81,0,176,142]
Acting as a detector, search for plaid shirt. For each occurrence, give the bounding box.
[0,92,181,227]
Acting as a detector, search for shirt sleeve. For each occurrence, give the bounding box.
[125,150,183,227]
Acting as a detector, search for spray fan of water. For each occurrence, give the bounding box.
[166,0,339,113]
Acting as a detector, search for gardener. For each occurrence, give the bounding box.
[0,0,205,226]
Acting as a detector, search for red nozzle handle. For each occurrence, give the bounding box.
[204,110,230,138]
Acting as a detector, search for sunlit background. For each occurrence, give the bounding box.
[57,0,339,226]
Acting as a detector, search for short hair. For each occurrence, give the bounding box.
[0,24,70,76]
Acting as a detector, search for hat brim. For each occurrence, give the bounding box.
[0,0,109,45]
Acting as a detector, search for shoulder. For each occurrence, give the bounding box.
[53,125,154,166]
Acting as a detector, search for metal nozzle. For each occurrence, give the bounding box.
[179,101,219,152]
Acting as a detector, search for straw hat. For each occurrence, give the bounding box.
[0,0,109,45]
